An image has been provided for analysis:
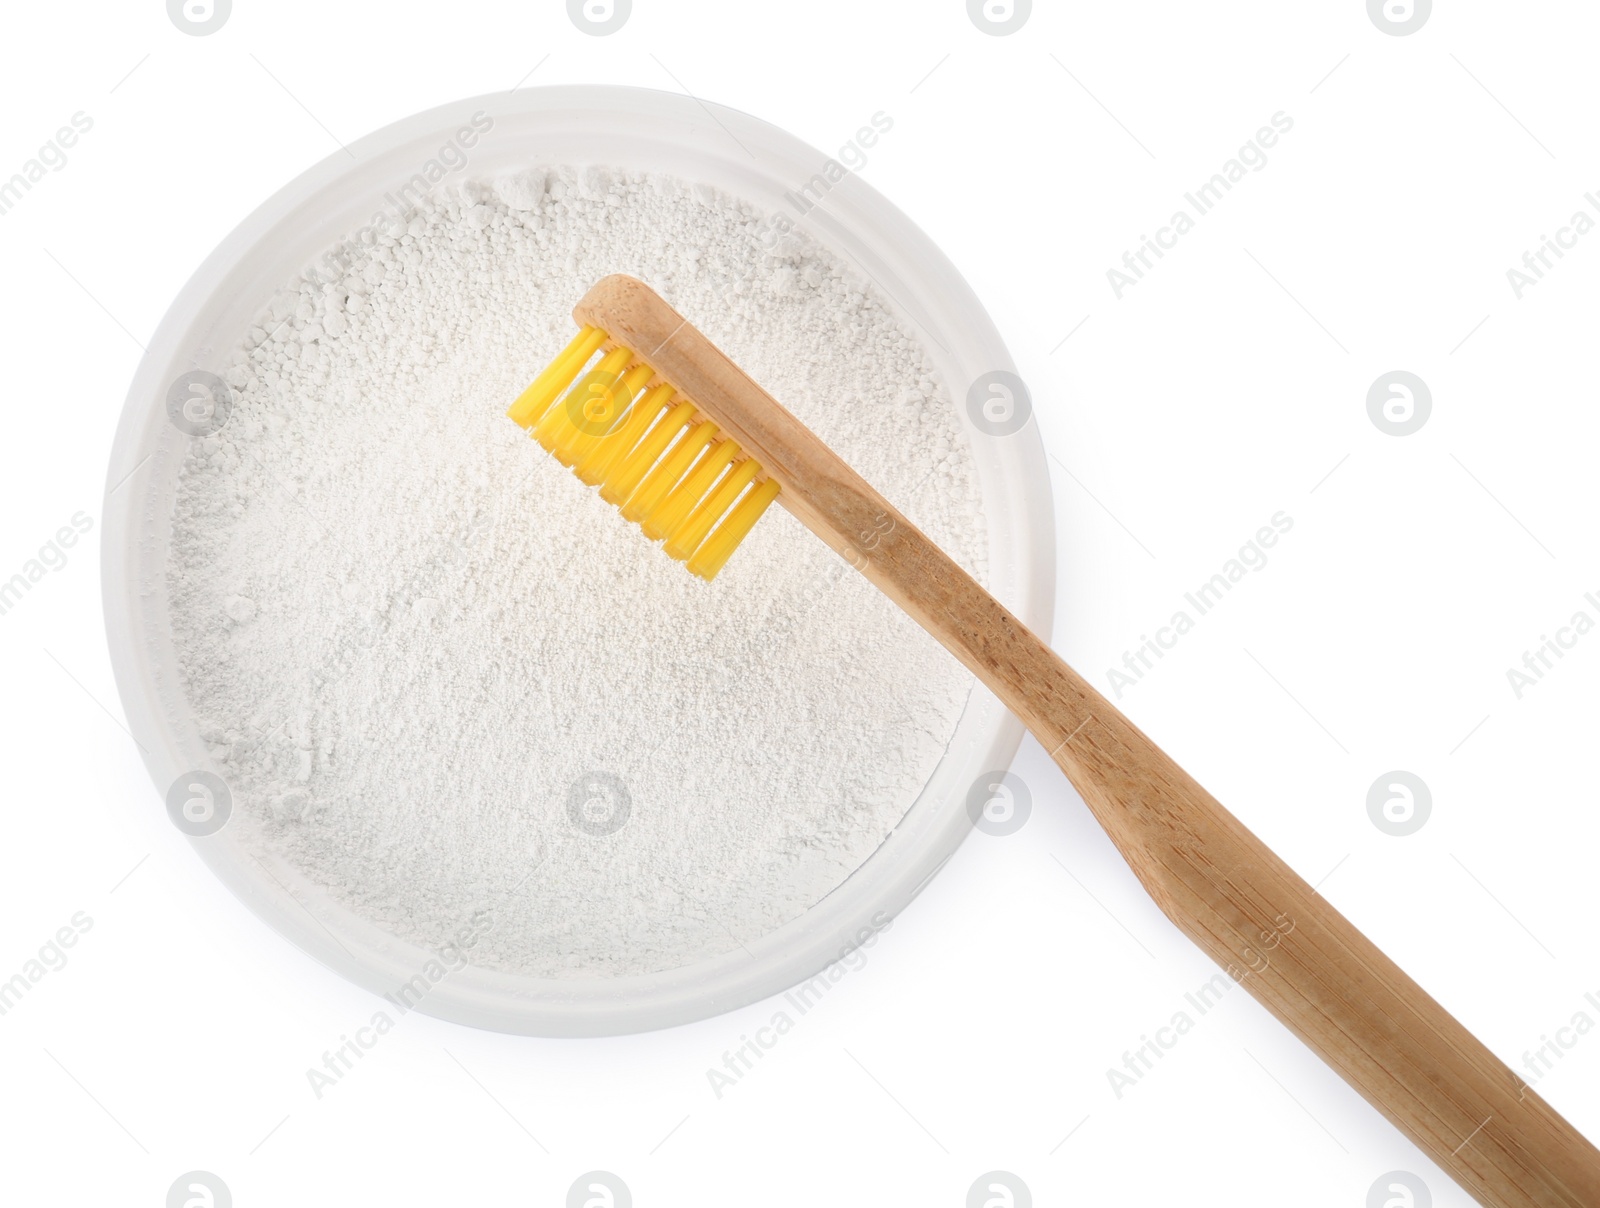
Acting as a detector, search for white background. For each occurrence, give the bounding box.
[1,1,1597,1205]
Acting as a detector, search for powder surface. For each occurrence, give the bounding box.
[167,165,985,978]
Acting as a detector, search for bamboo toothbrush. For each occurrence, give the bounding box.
[507,273,1600,1207]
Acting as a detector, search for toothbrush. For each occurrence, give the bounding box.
[507,273,1600,1207]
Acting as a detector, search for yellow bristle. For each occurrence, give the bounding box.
[688,478,781,581]
[642,439,739,541]
[507,326,605,428]
[664,456,759,561]
[575,383,674,486]
[509,323,783,580]
[620,421,718,524]
[536,346,632,456]
[600,401,696,505]
[557,362,652,466]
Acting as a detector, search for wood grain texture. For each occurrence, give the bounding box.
[575,274,1600,1206]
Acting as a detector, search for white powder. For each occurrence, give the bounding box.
[167,164,985,978]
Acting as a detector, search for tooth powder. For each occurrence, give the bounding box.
[167,164,987,978]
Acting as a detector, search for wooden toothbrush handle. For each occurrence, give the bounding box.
[870,527,1600,1208]
[1025,669,1599,1207]
[854,518,1600,1207]
[575,275,1600,1205]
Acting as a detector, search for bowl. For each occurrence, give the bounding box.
[101,84,1055,1035]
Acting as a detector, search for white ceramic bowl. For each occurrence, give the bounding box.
[102,85,1054,1036]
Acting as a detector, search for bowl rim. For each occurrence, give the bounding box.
[101,83,1056,1036]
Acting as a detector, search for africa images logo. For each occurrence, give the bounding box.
[568,0,630,35]
[168,0,231,35]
